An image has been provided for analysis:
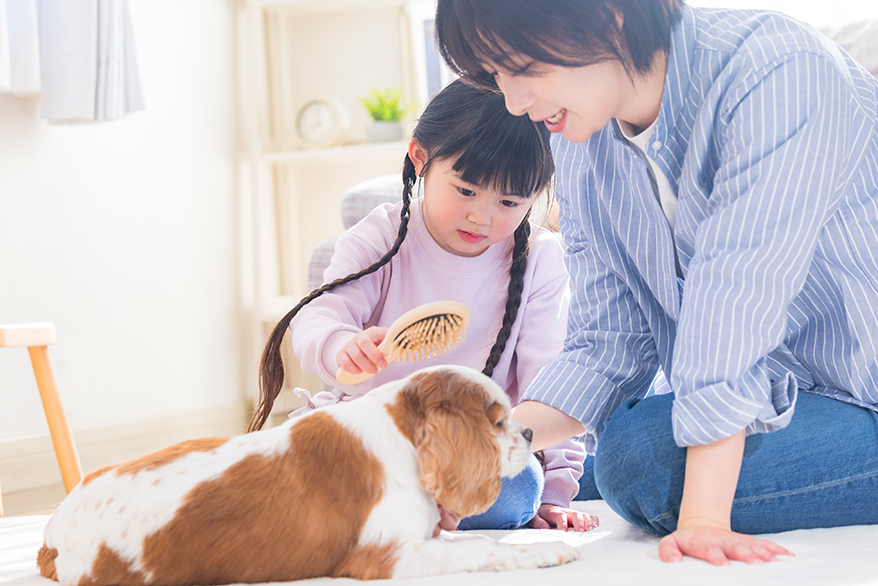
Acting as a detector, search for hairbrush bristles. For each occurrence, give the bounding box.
[336,301,471,385]
[390,313,468,363]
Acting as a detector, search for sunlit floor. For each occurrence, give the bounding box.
[3,500,877,586]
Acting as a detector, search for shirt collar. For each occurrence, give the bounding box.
[657,5,697,141]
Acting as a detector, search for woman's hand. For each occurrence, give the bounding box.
[336,327,388,377]
[659,518,792,565]
[666,430,793,565]
[528,504,599,532]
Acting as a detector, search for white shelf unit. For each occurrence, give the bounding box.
[236,0,433,399]
[256,140,409,165]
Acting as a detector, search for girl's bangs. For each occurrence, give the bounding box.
[447,122,552,198]
[453,150,550,200]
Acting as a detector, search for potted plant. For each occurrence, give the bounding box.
[360,87,408,143]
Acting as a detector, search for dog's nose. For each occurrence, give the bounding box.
[521,428,533,443]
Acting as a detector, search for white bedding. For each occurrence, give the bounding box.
[2,501,877,586]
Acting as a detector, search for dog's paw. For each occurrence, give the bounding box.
[489,541,579,571]
[517,541,580,568]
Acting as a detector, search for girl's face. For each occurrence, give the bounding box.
[410,142,533,257]
[486,57,664,143]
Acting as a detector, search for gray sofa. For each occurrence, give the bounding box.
[306,174,403,291]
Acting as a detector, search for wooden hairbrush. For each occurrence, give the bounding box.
[335,300,471,385]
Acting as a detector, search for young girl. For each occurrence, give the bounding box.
[437,0,878,565]
[249,79,596,533]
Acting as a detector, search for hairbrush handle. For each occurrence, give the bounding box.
[334,301,470,386]
[335,358,387,385]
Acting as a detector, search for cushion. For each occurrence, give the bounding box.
[340,174,404,229]
[308,174,404,291]
[823,19,878,78]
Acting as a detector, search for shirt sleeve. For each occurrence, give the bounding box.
[522,176,662,453]
[671,51,865,446]
[289,204,397,395]
[513,230,571,396]
[509,231,584,507]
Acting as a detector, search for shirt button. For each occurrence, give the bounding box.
[651,140,662,150]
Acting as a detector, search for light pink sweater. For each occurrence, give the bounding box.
[290,199,584,507]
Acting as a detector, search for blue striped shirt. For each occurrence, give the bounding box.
[523,6,878,450]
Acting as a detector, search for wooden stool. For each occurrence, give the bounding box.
[0,323,83,516]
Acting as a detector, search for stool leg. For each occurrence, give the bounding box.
[28,346,83,493]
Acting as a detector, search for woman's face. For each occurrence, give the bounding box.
[487,57,663,143]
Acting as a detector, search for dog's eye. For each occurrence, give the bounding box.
[495,419,505,428]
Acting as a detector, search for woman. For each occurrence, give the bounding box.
[436,0,878,566]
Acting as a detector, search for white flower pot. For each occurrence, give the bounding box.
[366,121,404,143]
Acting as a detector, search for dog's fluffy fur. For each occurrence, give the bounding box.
[37,365,578,585]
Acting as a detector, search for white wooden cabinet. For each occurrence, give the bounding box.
[236,0,435,400]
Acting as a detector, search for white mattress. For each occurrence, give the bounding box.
[2,501,877,586]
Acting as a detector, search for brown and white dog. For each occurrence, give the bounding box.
[37,365,579,585]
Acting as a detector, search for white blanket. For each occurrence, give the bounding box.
[2,501,877,586]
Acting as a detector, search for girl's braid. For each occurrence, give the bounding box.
[482,215,547,470]
[482,211,531,378]
[247,158,418,432]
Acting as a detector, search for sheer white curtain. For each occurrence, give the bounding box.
[0,0,40,95]
[0,0,144,123]
[38,0,145,123]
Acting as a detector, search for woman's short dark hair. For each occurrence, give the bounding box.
[437,0,684,89]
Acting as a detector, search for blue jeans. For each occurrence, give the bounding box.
[458,454,544,530]
[574,455,600,501]
[574,368,673,502]
[594,391,878,536]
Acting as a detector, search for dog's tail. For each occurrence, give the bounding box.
[37,544,59,581]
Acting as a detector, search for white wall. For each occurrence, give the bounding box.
[0,0,242,450]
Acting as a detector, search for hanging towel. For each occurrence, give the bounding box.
[0,0,41,95]
[38,0,144,123]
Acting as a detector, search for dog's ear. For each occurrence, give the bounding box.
[409,371,502,519]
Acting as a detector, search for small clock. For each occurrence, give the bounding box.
[295,98,351,149]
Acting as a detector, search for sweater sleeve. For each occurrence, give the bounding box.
[289,204,398,395]
[540,438,586,508]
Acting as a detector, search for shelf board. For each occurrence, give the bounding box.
[256,141,408,165]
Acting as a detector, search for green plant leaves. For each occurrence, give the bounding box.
[359,87,408,122]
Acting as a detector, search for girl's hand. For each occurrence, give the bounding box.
[528,504,599,532]
[336,327,388,377]
[433,504,460,537]
[658,518,792,565]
